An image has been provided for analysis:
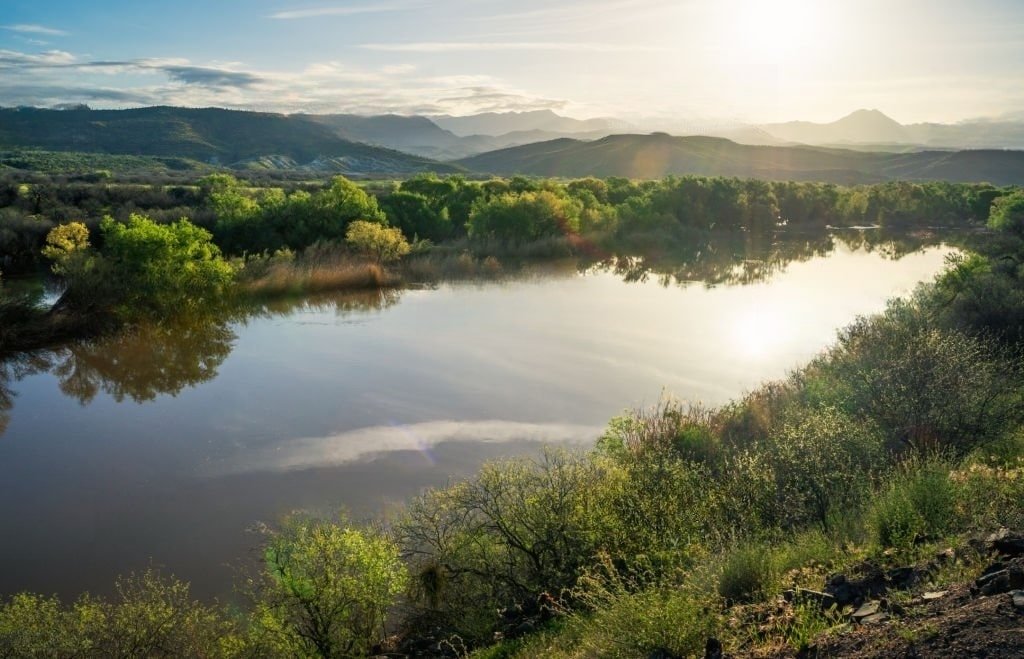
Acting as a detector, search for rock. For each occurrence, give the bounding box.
[979,557,1024,594]
[824,573,862,608]
[704,637,724,659]
[986,528,1011,544]
[922,590,948,601]
[992,533,1024,557]
[852,601,881,622]
[981,561,1006,577]
[935,548,956,564]
[861,612,890,625]
[887,566,920,589]
[1011,590,1024,612]
[977,569,1011,595]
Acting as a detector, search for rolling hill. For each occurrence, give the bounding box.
[305,113,617,160]
[429,109,628,137]
[455,133,1024,185]
[761,109,1024,150]
[0,106,458,175]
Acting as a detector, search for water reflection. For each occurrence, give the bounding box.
[0,229,955,438]
[0,287,410,436]
[586,228,953,287]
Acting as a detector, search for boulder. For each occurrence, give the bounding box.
[851,600,881,623]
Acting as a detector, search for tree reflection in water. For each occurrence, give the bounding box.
[0,229,956,435]
[584,228,953,288]
[0,287,405,435]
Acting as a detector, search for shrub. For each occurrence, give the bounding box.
[0,571,240,658]
[252,516,408,658]
[398,450,610,641]
[808,300,1024,454]
[718,543,778,603]
[345,220,411,264]
[764,406,885,528]
[99,213,236,317]
[869,458,958,549]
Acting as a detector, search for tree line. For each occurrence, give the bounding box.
[0,172,1013,277]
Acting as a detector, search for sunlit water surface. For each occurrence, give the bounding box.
[0,241,954,599]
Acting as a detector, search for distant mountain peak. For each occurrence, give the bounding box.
[838,108,902,126]
[762,108,909,145]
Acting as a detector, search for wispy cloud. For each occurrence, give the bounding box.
[0,47,572,115]
[208,420,602,474]
[268,3,417,19]
[2,24,68,37]
[359,41,668,53]
[0,49,76,66]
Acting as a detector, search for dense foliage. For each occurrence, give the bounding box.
[0,173,1012,278]
[2,173,1024,657]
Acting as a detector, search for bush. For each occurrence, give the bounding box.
[764,406,884,528]
[0,570,241,658]
[398,450,611,641]
[98,213,236,317]
[252,515,408,658]
[718,543,778,603]
[807,300,1024,454]
[345,220,411,264]
[869,458,958,549]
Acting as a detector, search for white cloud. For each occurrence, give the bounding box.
[0,48,571,116]
[1,24,68,36]
[209,419,602,474]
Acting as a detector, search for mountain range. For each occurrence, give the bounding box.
[761,109,1024,150]
[0,106,457,175]
[456,133,1024,185]
[2,105,1024,184]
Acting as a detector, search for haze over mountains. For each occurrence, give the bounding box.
[2,104,1024,183]
[761,109,1024,150]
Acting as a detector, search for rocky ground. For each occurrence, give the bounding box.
[750,530,1024,658]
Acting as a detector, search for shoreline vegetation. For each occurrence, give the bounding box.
[0,171,1011,355]
[2,173,1024,656]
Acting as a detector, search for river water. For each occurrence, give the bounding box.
[0,234,955,600]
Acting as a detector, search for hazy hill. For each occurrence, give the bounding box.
[455,133,1024,184]
[0,106,457,174]
[306,112,616,159]
[761,109,911,145]
[761,109,1024,149]
[430,109,628,137]
[304,113,469,160]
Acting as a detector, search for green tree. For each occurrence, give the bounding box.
[100,214,235,317]
[41,221,90,275]
[253,517,408,658]
[345,220,411,264]
[468,191,581,243]
[988,190,1024,236]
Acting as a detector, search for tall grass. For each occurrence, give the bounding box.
[236,248,395,297]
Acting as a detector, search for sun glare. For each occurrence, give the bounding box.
[730,306,794,358]
[716,0,834,65]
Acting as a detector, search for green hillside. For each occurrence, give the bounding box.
[456,133,1024,184]
[0,106,458,175]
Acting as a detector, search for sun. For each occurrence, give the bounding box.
[716,0,834,64]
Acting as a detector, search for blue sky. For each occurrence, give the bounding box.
[2,0,1023,124]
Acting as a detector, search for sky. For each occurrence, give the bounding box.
[1,0,1023,124]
